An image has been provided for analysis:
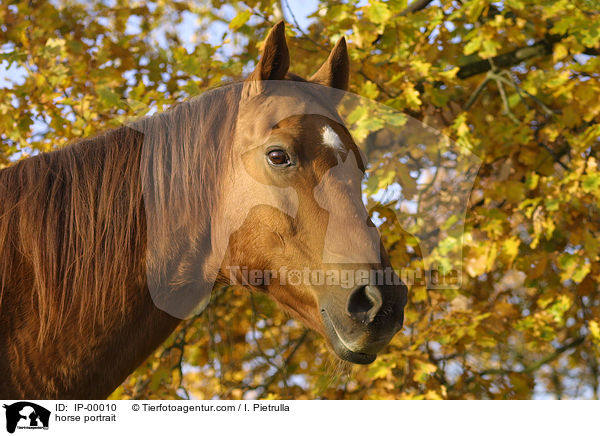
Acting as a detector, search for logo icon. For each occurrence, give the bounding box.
[3,402,50,434]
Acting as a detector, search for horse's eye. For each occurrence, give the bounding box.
[267,149,291,167]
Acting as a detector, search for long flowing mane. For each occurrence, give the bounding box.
[0,84,241,343]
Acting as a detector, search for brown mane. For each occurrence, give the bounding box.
[0,84,241,345]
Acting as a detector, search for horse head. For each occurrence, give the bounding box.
[212,22,408,364]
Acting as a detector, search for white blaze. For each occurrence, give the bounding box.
[321,125,344,151]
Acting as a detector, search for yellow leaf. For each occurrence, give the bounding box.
[413,360,437,383]
[553,43,568,62]
[589,321,600,345]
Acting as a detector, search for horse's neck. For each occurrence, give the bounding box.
[0,128,182,399]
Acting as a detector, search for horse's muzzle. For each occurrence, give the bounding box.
[320,282,407,364]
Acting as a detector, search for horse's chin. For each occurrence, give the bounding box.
[320,309,377,365]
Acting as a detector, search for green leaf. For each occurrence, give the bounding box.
[229,10,252,30]
[582,173,600,193]
[97,87,121,108]
[545,198,560,211]
[367,2,391,25]
[548,295,572,324]
[367,358,396,380]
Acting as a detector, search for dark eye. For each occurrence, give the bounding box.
[267,149,291,167]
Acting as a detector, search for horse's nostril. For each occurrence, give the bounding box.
[346,285,383,324]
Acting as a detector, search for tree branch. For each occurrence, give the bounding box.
[457,34,563,80]
[521,335,586,374]
[468,335,586,383]
[282,0,329,51]
[399,0,435,16]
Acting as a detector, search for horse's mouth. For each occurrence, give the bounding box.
[320,309,377,365]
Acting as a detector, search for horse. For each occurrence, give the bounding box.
[0,21,407,399]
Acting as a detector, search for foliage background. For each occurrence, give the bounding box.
[1,0,599,399]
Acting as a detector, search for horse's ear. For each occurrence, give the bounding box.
[243,21,290,99]
[310,37,349,91]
